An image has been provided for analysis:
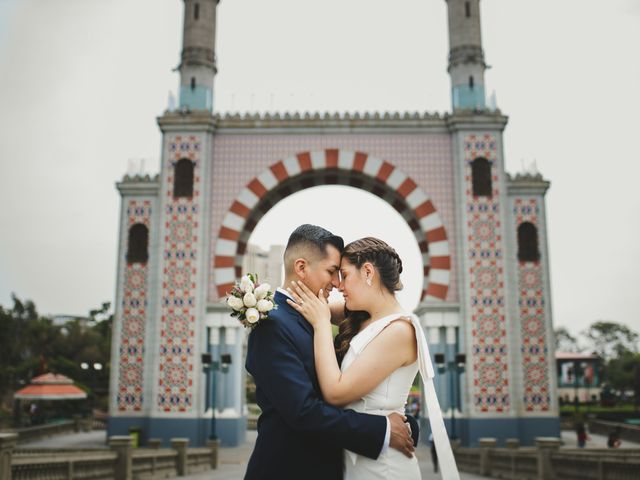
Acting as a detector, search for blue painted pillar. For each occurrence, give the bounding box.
[220,327,243,412]
[427,326,447,408]
[209,327,222,413]
[208,324,246,447]
[445,326,458,413]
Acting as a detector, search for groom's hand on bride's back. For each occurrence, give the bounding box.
[388,412,415,458]
[405,414,419,447]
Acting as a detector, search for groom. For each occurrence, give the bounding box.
[244,224,416,480]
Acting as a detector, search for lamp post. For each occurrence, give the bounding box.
[201,352,232,440]
[80,361,103,412]
[435,352,466,440]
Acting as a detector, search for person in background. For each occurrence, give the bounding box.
[576,422,588,448]
[607,427,622,448]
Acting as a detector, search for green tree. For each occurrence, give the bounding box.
[554,326,580,352]
[0,295,58,406]
[583,321,639,362]
[0,295,113,420]
[606,350,640,394]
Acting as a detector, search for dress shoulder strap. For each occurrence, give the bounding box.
[406,313,436,379]
[348,313,411,356]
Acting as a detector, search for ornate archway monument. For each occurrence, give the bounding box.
[213,149,451,302]
[108,0,560,448]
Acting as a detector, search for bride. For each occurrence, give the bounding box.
[286,237,459,480]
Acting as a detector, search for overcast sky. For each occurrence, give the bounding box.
[0,0,638,338]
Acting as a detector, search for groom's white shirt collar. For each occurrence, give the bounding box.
[276,287,293,300]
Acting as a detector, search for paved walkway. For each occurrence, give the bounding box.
[181,431,489,480]
[560,428,639,449]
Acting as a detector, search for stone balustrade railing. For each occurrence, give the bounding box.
[8,420,76,444]
[12,450,118,480]
[0,433,220,480]
[1,415,103,446]
[453,437,640,480]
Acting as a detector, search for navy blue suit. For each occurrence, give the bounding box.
[244,291,387,480]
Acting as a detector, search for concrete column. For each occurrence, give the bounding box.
[478,437,497,476]
[108,435,133,480]
[535,437,561,480]
[209,327,220,346]
[428,326,440,347]
[212,330,222,412]
[445,326,457,413]
[0,433,17,480]
[171,438,189,476]
[206,438,220,469]
[223,327,237,410]
[428,326,446,405]
[208,327,220,415]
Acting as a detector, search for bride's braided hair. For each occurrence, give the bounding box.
[334,237,404,364]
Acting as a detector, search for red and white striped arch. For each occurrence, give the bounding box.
[213,149,451,302]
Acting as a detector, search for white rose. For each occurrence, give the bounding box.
[245,307,260,324]
[243,292,257,308]
[256,299,274,313]
[254,283,271,300]
[239,275,254,293]
[227,295,244,311]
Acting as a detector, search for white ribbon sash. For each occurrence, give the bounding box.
[411,314,461,480]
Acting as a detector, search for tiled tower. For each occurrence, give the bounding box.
[445,116,559,444]
[506,174,558,426]
[446,0,487,110]
[178,0,219,111]
[108,0,247,446]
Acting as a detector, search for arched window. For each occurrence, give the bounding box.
[194,3,200,20]
[469,75,475,90]
[174,158,194,198]
[190,77,196,90]
[471,157,492,197]
[518,222,540,262]
[465,2,471,18]
[127,223,149,264]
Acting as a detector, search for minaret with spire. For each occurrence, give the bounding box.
[178,0,219,111]
[445,0,487,110]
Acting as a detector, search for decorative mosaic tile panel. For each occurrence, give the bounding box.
[514,198,550,412]
[212,149,451,302]
[464,134,510,413]
[117,200,151,411]
[207,134,458,303]
[157,135,201,412]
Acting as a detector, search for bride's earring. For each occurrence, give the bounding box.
[366,277,372,287]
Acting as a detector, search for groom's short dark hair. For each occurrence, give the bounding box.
[285,224,344,262]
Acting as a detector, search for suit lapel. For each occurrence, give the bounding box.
[272,291,319,388]
[273,291,314,336]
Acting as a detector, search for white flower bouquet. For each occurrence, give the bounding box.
[226,273,276,329]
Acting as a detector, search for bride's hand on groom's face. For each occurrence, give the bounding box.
[286,281,331,328]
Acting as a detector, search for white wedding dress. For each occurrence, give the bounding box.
[341,313,460,480]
